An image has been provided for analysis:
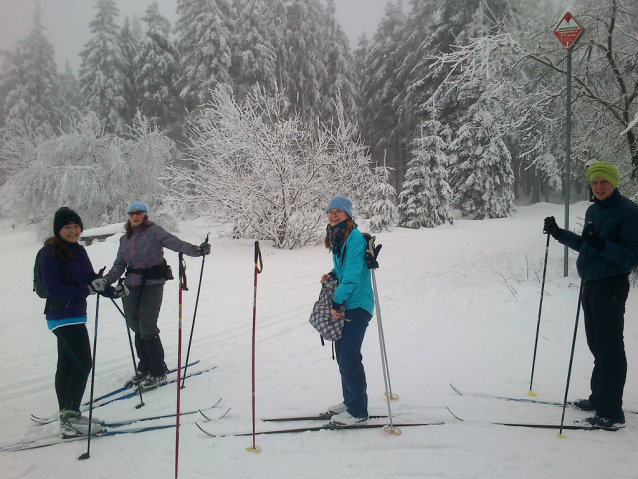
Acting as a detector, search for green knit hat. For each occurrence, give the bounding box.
[586,161,619,189]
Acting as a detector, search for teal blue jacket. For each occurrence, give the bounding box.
[331,228,374,315]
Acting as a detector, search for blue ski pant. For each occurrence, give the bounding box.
[334,307,372,418]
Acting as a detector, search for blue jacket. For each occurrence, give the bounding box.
[331,228,374,315]
[40,242,115,324]
[559,189,638,281]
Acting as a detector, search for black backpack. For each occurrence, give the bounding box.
[34,247,71,312]
[33,247,49,298]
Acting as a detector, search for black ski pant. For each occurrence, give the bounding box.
[123,284,167,376]
[582,274,629,419]
[52,324,92,413]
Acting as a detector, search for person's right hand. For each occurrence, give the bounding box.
[91,277,108,292]
[320,273,331,284]
[543,216,563,239]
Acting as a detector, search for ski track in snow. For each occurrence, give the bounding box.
[1,202,638,478]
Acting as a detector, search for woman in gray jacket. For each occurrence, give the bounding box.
[92,202,210,390]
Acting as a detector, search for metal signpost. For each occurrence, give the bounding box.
[553,12,583,277]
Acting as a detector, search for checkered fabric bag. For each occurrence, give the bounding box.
[309,275,345,341]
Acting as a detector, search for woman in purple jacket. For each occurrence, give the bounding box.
[92,202,210,391]
[40,207,123,438]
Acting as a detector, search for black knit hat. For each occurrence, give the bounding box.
[53,207,83,237]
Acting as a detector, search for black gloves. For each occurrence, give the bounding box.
[582,222,606,252]
[543,216,563,240]
[198,242,211,256]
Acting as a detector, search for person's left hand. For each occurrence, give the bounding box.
[330,309,343,319]
[198,242,211,256]
[582,222,606,252]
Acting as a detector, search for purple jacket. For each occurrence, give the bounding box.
[40,242,115,321]
[104,222,201,287]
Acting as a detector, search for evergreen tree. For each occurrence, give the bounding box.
[448,107,515,219]
[78,0,129,134]
[284,0,327,120]
[359,1,406,188]
[58,61,84,128]
[369,159,398,232]
[230,0,283,100]
[0,2,61,136]
[120,16,139,124]
[131,14,144,43]
[175,0,234,111]
[398,119,454,228]
[320,0,359,125]
[135,2,181,130]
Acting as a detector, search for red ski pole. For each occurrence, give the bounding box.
[247,241,263,453]
[175,253,188,477]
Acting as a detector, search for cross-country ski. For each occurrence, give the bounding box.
[195,421,445,437]
[445,408,620,432]
[449,384,638,415]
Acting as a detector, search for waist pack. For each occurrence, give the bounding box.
[309,275,345,341]
[126,259,173,281]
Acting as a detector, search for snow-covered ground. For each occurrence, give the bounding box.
[1,201,638,479]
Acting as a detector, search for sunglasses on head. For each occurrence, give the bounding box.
[128,210,145,217]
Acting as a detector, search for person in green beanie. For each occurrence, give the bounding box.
[543,161,638,427]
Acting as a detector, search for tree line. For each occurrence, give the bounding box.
[1,0,637,239]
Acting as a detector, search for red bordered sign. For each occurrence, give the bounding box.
[554,12,583,49]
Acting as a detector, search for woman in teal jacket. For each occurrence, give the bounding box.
[320,196,374,426]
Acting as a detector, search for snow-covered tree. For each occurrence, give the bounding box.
[58,61,84,127]
[320,0,359,125]
[230,0,283,101]
[369,159,398,232]
[0,3,61,136]
[167,86,375,249]
[135,2,181,130]
[0,112,177,233]
[359,1,406,187]
[398,119,454,228]
[78,0,130,134]
[175,0,234,111]
[120,16,139,124]
[283,0,327,120]
[448,107,515,219]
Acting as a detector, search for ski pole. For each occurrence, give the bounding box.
[182,233,209,388]
[558,241,589,438]
[79,267,105,461]
[175,253,188,478]
[528,232,551,397]
[247,241,263,453]
[110,295,145,409]
[365,236,400,435]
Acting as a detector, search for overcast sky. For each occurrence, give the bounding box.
[0,0,389,72]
